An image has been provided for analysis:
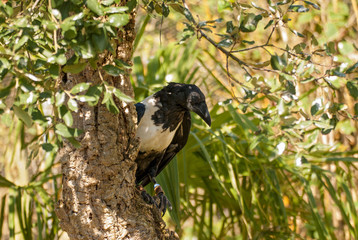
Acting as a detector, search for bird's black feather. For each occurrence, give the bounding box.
[135,102,146,123]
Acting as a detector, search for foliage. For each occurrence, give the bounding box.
[0,0,357,239]
[133,0,358,239]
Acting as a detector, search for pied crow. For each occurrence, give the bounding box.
[135,82,211,215]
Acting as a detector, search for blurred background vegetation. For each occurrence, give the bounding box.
[1,0,358,239]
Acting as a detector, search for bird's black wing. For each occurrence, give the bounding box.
[141,111,191,186]
[135,103,146,123]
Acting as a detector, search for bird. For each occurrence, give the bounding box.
[134,82,211,215]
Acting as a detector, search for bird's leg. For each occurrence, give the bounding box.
[148,168,172,216]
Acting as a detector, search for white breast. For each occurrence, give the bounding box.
[136,96,181,152]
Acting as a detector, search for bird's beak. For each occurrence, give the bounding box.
[193,102,211,126]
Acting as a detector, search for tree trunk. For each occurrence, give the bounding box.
[55,7,178,240]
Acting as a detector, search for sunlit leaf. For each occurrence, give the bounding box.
[104,6,128,14]
[240,13,262,32]
[68,98,79,112]
[86,0,104,16]
[55,123,83,138]
[13,105,33,127]
[70,83,91,94]
[271,54,287,70]
[108,14,130,28]
[304,1,320,10]
[55,91,66,107]
[113,88,133,102]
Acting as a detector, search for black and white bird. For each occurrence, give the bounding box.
[135,82,211,215]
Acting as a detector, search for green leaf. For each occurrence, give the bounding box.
[326,41,336,55]
[183,8,195,22]
[0,58,11,79]
[310,99,322,116]
[55,123,83,138]
[270,54,287,70]
[67,98,79,112]
[0,80,15,98]
[8,193,15,238]
[226,21,234,33]
[108,14,130,28]
[70,83,91,94]
[19,92,38,105]
[162,3,170,17]
[288,5,309,12]
[304,1,320,10]
[104,6,128,14]
[113,88,133,102]
[13,105,33,127]
[56,54,67,65]
[103,64,125,76]
[92,31,108,52]
[68,137,81,148]
[75,95,97,102]
[102,92,119,113]
[290,29,305,38]
[61,20,77,40]
[347,81,358,100]
[79,41,96,59]
[41,143,55,152]
[0,195,6,237]
[314,120,334,129]
[63,63,87,74]
[102,0,114,6]
[2,3,13,16]
[332,70,346,77]
[85,85,103,106]
[126,0,137,12]
[345,62,358,74]
[55,91,66,107]
[49,64,60,79]
[264,19,274,29]
[86,0,104,16]
[114,59,132,69]
[13,35,29,52]
[326,157,358,162]
[25,73,41,82]
[240,13,262,32]
[59,105,73,126]
[0,175,15,188]
[218,0,232,12]
[242,40,255,45]
[217,39,233,48]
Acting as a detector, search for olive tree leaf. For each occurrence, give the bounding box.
[86,0,104,16]
[13,105,33,127]
[103,65,125,76]
[108,14,130,28]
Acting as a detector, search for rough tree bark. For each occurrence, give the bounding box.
[55,5,178,240]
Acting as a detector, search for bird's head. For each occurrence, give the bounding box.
[166,83,211,126]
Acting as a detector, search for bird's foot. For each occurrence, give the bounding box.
[154,184,172,216]
[137,185,156,205]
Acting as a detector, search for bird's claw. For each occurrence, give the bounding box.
[137,185,156,206]
[137,184,172,216]
[155,184,172,216]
